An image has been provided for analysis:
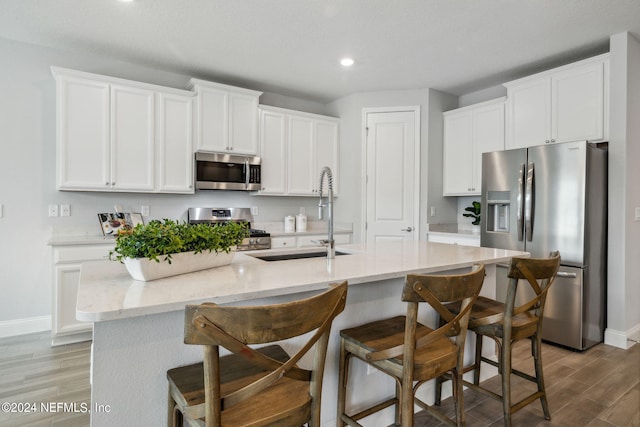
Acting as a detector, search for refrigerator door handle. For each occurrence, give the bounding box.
[517,163,525,241]
[525,162,535,242]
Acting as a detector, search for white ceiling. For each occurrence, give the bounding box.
[1,0,640,103]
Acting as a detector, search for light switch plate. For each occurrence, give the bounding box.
[48,204,58,217]
[0,204,3,218]
[251,206,259,215]
[141,205,150,217]
[635,207,640,222]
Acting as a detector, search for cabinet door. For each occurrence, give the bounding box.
[110,85,155,191]
[505,78,551,149]
[196,86,229,152]
[229,92,259,155]
[443,111,474,195]
[56,76,110,190]
[552,61,605,143]
[157,93,194,193]
[472,102,505,191]
[314,119,339,195]
[53,264,92,338]
[258,109,287,194]
[288,115,315,195]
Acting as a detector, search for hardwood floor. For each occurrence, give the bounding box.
[0,332,637,426]
[416,339,640,427]
[0,332,90,427]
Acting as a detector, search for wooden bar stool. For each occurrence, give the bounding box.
[167,281,347,427]
[337,265,485,427]
[435,252,560,427]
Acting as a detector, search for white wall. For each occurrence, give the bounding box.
[0,37,341,331]
[607,32,640,347]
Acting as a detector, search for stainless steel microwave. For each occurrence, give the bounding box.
[195,152,261,191]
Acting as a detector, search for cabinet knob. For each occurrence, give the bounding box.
[105,182,109,186]
[111,182,115,186]
[551,139,556,143]
[545,140,550,144]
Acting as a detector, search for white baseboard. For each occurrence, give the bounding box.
[605,324,640,349]
[0,316,51,339]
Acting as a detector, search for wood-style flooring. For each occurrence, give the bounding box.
[0,332,638,426]
[416,339,640,427]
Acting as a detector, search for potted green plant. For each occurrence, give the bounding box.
[110,219,249,281]
[463,201,481,232]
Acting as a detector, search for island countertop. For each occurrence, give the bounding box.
[77,240,527,322]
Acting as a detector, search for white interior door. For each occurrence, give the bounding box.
[365,109,419,243]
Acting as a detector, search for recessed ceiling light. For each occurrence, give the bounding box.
[340,57,355,67]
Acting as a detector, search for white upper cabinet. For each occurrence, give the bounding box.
[188,79,262,155]
[504,54,608,149]
[55,75,111,190]
[443,98,505,196]
[110,85,155,191]
[52,67,195,193]
[257,105,339,196]
[156,93,194,193]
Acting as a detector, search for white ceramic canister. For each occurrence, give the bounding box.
[284,215,296,233]
[296,213,307,232]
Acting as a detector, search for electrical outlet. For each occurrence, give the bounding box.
[635,207,640,222]
[60,204,71,217]
[141,205,150,217]
[430,206,437,217]
[48,204,59,217]
[251,206,259,216]
[0,204,3,218]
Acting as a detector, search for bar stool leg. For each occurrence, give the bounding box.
[501,338,513,427]
[337,341,349,427]
[473,333,483,385]
[533,334,551,420]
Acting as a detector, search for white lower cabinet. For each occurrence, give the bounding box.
[426,233,480,247]
[270,233,352,249]
[52,243,113,345]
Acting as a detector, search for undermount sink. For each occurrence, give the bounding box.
[248,250,351,262]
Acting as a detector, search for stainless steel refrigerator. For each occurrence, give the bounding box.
[481,140,607,350]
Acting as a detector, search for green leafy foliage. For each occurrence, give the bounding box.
[109,219,249,264]
[463,201,481,226]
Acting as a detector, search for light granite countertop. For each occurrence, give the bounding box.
[77,240,526,322]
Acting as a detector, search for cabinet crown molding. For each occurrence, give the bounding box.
[443,96,506,116]
[187,78,263,96]
[50,66,195,97]
[502,53,610,88]
[259,104,339,121]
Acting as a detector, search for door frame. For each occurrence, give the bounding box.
[361,106,421,243]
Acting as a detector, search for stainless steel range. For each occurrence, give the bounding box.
[187,207,271,251]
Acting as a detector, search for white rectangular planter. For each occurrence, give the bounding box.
[123,250,235,281]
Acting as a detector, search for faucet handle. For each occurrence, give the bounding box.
[312,239,330,247]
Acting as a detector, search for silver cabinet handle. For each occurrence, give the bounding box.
[401,227,413,232]
[525,162,535,242]
[517,163,525,242]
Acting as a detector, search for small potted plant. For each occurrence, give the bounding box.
[110,219,249,281]
[463,201,481,232]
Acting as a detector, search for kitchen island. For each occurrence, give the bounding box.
[77,240,527,426]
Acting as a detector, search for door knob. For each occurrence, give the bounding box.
[401,227,413,232]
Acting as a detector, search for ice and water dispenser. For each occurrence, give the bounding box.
[485,191,510,232]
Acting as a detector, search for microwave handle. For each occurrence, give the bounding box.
[244,159,249,189]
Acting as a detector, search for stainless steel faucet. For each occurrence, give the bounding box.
[317,166,335,259]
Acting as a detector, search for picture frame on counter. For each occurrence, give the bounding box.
[98,213,144,237]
